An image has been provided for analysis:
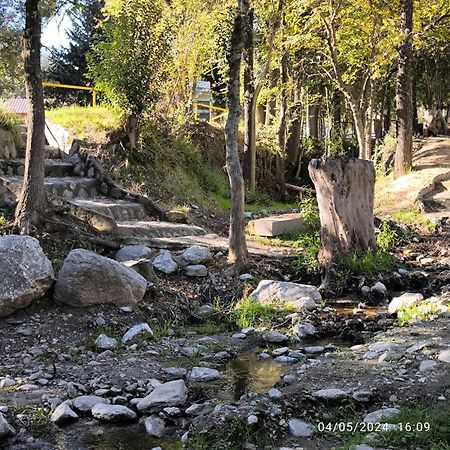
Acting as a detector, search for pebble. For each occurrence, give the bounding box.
[312,388,348,401]
[95,334,118,350]
[91,404,137,422]
[419,360,438,372]
[232,333,247,339]
[121,323,154,344]
[288,418,314,437]
[50,401,79,425]
[189,367,221,382]
[304,346,324,354]
[247,414,258,425]
[268,388,282,399]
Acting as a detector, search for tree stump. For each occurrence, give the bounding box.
[308,158,376,276]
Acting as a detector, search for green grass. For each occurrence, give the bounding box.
[397,300,448,324]
[0,215,10,236]
[46,105,121,140]
[390,207,435,231]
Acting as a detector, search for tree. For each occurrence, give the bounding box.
[15,0,47,233]
[394,0,413,178]
[225,0,249,271]
[87,0,169,149]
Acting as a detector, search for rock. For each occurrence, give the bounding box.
[137,380,188,413]
[293,323,316,338]
[166,210,189,223]
[272,347,289,356]
[144,415,166,437]
[438,349,450,363]
[352,445,376,450]
[54,249,147,307]
[122,323,154,344]
[241,327,255,334]
[268,388,282,399]
[247,415,258,425]
[288,418,314,437]
[115,245,153,262]
[352,390,373,402]
[185,265,208,277]
[185,404,204,416]
[95,334,118,350]
[189,367,221,382]
[0,378,15,389]
[0,413,15,439]
[388,293,424,314]
[368,342,398,352]
[275,356,297,364]
[17,384,39,391]
[363,407,400,423]
[0,128,17,159]
[162,368,187,381]
[72,395,108,413]
[312,389,348,401]
[0,235,54,318]
[239,273,253,281]
[263,331,289,344]
[419,360,438,372]
[370,282,387,295]
[121,259,159,284]
[50,401,79,425]
[197,304,214,318]
[249,280,321,311]
[232,333,247,339]
[182,245,212,264]
[304,346,325,354]
[152,250,178,274]
[91,404,137,422]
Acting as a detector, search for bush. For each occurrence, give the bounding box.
[0,105,21,147]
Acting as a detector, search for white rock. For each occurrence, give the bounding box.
[249,280,321,311]
[189,367,221,382]
[152,250,178,274]
[239,273,253,281]
[419,360,438,372]
[185,265,208,277]
[312,389,348,400]
[137,380,188,412]
[438,349,450,363]
[144,415,166,437]
[247,414,258,425]
[182,245,212,264]
[50,401,79,424]
[95,334,118,350]
[268,388,282,399]
[288,418,314,437]
[388,293,424,314]
[91,403,137,422]
[0,378,16,388]
[0,413,15,439]
[115,245,153,262]
[272,347,289,356]
[293,323,316,338]
[363,407,400,423]
[73,396,108,413]
[185,404,204,415]
[122,323,154,344]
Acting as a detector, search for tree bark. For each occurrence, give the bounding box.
[276,51,288,191]
[286,86,302,163]
[308,158,376,277]
[225,0,249,271]
[265,69,278,126]
[394,0,413,178]
[15,0,47,233]
[126,113,139,150]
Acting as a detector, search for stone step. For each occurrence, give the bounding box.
[116,220,207,240]
[0,159,74,177]
[248,213,305,237]
[70,197,147,222]
[0,175,99,200]
[45,145,61,159]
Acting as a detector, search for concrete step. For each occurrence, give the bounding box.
[0,175,99,200]
[70,197,147,221]
[16,145,61,159]
[0,159,74,177]
[248,213,305,237]
[116,220,207,240]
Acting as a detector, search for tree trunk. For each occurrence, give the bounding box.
[348,102,370,159]
[309,104,320,140]
[286,86,301,163]
[276,51,288,191]
[265,69,277,126]
[225,0,249,271]
[243,7,256,190]
[394,0,413,178]
[15,0,47,233]
[308,158,376,278]
[126,113,138,150]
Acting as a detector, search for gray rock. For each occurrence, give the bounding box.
[17,384,38,391]
[293,322,316,338]
[0,235,54,318]
[268,388,282,399]
[152,250,178,274]
[121,259,159,284]
[162,367,187,380]
[0,413,15,439]
[73,395,108,413]
[232,333,247,339]
[91,403,137,422]
[352,445,376,450]
[304,346,325,354]
[239,273,253,281]
[272,347,289,356]
[50,401,79,425]
[115,245,154,262]
[370,282,387,295]
[368,342,398,352]
[182,245,212,264]
[185,265,208,277]
[144,415,166,437]
[419,360,438,372]
[95,334,118,350]
[249,280,321,310]
[363,407,400,423]
[247,414,258,425]
[0,128,17,159]
[0,378,15,388]
[388,293,424,314]
[312,388,348,400]
[438,349,450,363]
[185,403,204,415]
[275,356,298,364]
[189,367,221,382]
[263,331,289,344]
[197,304,214,318]
[122,323,154,344]
[288,418,314,437]
[352,390,373,402]
[137,380,188,412]
[54,249,147,307]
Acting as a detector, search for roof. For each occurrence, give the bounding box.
[2,98,28,115]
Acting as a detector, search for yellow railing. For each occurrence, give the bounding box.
[194,102,228,123]
[42,82,98,107]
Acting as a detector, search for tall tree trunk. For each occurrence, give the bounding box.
[363,80,374,160]
[394,0,413,178]
[308,158,376,284]
[243,7,256,190]
[286,86,302,163]
[276,51,288,191]
[265,69,277,126]
[225,0,249,271]
[15,0,46,233]
[309,104,320,140]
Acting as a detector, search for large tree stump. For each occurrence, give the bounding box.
[308,158,376,275]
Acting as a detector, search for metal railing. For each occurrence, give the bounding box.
[42,82,98,107]
[193,102,228,124]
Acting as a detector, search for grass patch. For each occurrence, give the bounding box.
[397,300,447,324]
[391,207,436,231]
[46,105,121,141]
[0,215,11,236]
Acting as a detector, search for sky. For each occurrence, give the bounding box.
[41,14,71,51]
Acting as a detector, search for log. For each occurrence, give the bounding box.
[308,158,376,272]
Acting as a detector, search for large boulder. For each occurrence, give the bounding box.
[388,292,423,314]
[249,280,321,311]
[54,249,147,307]
[0,128,17,159]
[0,235,54,318]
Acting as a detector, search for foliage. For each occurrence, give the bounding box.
[0,105,21,147]
[0,215,9,236]
[390,208,436,231]
[46,105,121,141]
[87,0,170,118]
[397,300,444,324]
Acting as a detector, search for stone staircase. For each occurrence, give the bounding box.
[0,127,209,245]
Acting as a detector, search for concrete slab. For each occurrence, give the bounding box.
[248,213,305,237]
[71,198,147,221]
[116,220,207,239]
